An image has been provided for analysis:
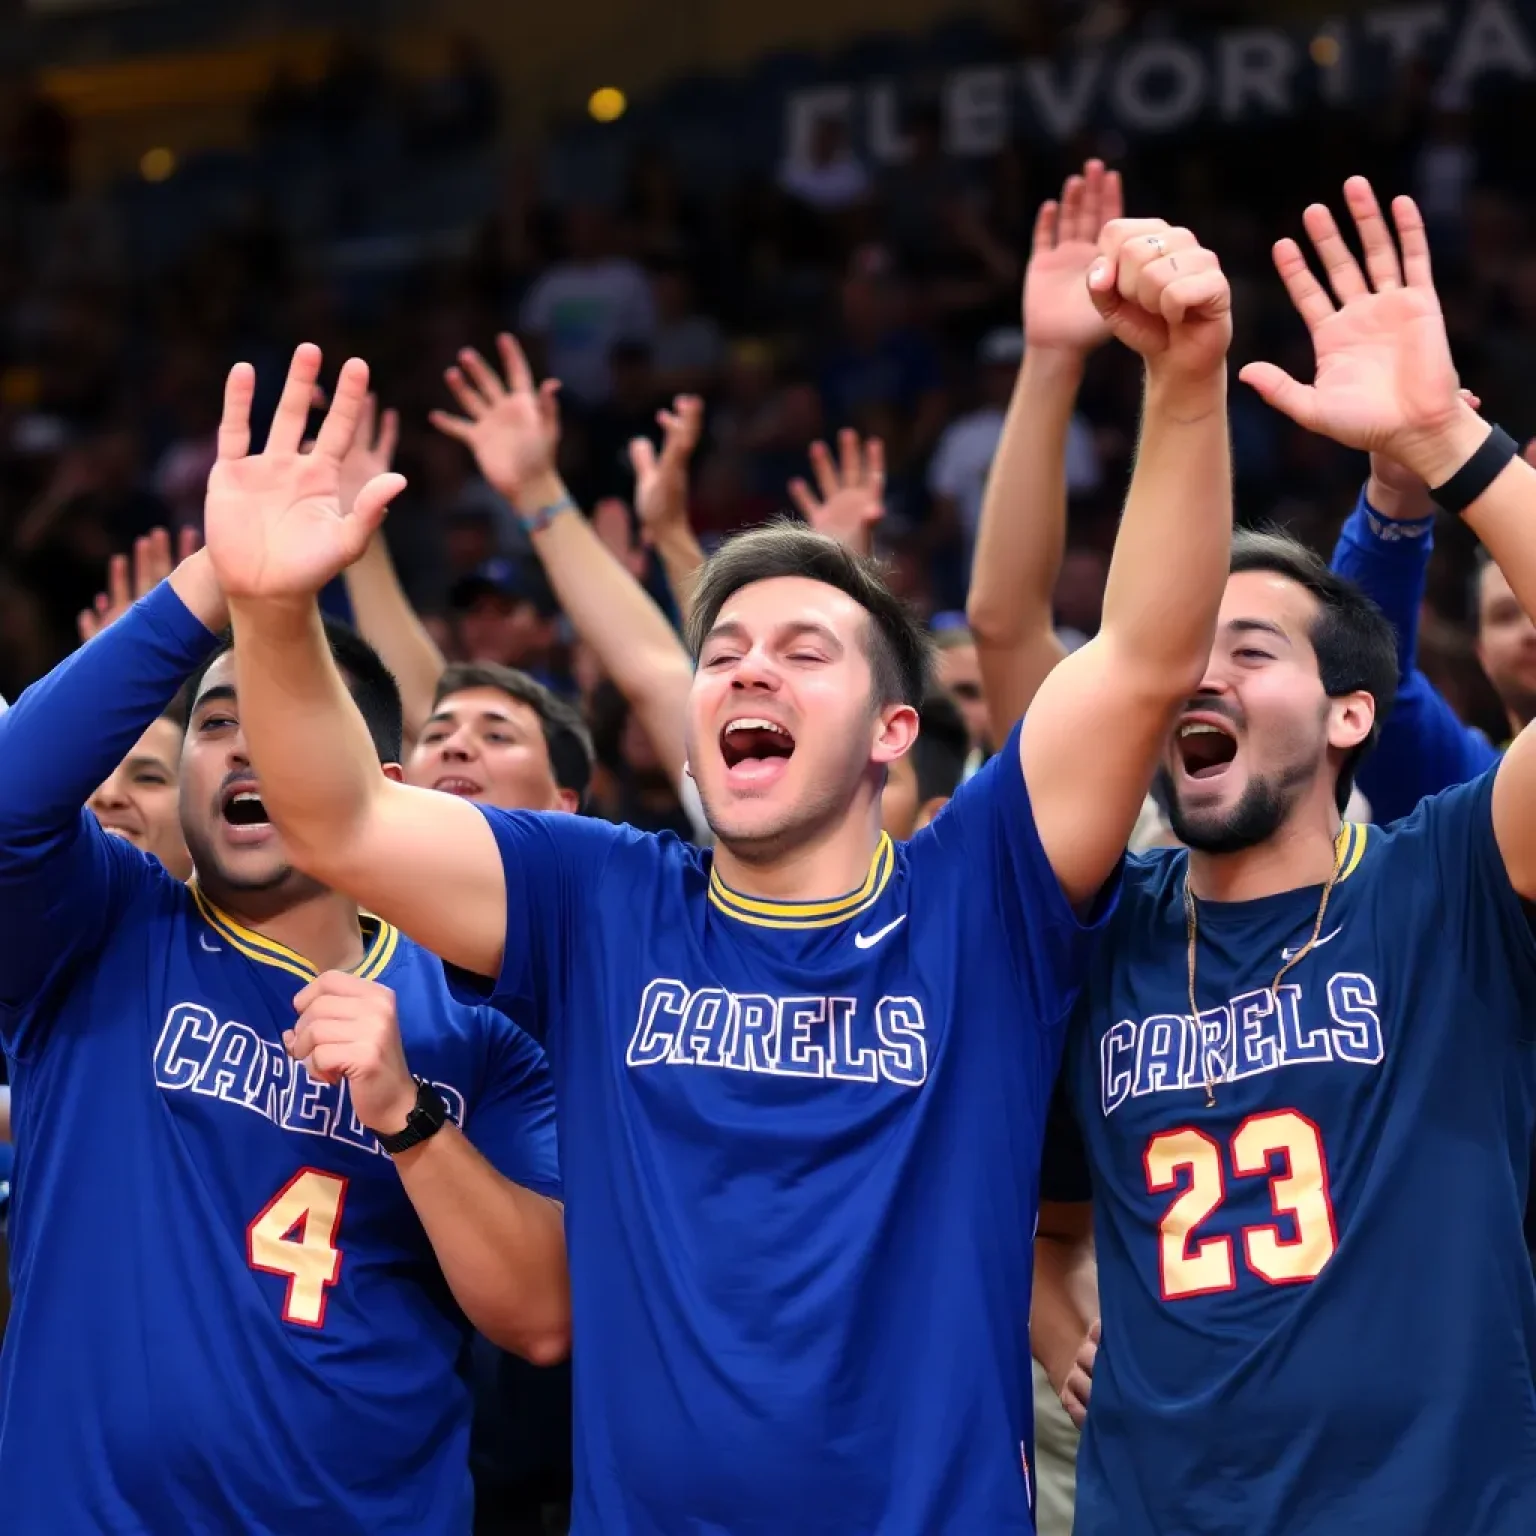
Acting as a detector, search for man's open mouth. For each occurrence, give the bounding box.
[719,717,796,772]
[1176,720,1238,780]
[221,786,271,827]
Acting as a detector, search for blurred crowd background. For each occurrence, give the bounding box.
[0,0,1533,820]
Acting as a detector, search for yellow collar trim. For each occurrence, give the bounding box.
[1336,821,1368,884]
[708,833,895,930]
[191,885,399,983]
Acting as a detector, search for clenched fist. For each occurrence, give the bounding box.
[285,971,418,1136]
[1087,220,1232,384]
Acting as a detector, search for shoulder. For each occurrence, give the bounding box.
[474,805,680,875]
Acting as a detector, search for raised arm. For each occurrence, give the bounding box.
[631,396,708,623]
[337,398,448,748]
[431,336,696,788]
[967,160,1122,730]
[1237,177,1536,884]
[1022,218,1234,906]
[204,344,509,977]
[1330,449,1498,820]
[0,546,223,1028]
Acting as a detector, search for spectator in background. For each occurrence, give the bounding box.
[929,327,1100,575]
[518,206,656,407]
[649,260,726,398]
[819,250,946,466]
[450,559,565,689]
[930,619,993,773]
[778,110,870,212]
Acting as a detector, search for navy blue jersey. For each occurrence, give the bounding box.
[0,588,560,1535]
[453,720,1114,1535]
[1054,773,1536,1536]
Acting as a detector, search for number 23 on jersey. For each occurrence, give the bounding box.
[1145,1108,1339,1300]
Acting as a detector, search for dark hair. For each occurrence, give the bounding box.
[433,661,594,803]
[184,618,405,765]
[685,520,932,707]
[159,682,191,731]
[1229,529,1399,811]
[911,691,970,805]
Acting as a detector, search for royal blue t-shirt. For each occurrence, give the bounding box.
[1053,782,1536,1535]
[454,720,1115,1533]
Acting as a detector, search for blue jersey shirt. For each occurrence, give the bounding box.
[1054,775,1536,1536]
[0,587,561,1536]
[453,719,1114,1535]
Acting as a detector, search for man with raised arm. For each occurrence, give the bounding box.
[1034,178,1536,1536]
[205,208,1235,1533]
[0,365,568,1534]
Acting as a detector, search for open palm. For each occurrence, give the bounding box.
[204,345,405,602]
[430,334,560,501]
[1024,159,1123,353]
[1240,179,1462,461]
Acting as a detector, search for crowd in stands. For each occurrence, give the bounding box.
[2,28,1533,831]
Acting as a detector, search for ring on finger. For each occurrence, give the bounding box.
[1146,234,1166,256]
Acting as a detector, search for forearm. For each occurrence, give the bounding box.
[342,538,446,745]
[393,1124,570,1363]
[1330,484,1433,675]
[0,1087,10,1144]
[1448,442,1536,623]
[521,472,695,782]
[0,579,218,842]
[652,524,706,624]
[1100,369,1231,689]
[1031,1234,1097,1393]
[224,597,386,865]
[966,347,1082,726]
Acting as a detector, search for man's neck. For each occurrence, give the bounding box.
[210,884,369,974]
[712,802,884,904]
[1186,805,1344,905]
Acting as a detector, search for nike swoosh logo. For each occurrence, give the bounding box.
[1281,924,1342,961]
[200,934,222,953]
[854,915,907,950]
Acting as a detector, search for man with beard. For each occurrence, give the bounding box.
[1033,178,1536,1535]
[204,200,1237,1533]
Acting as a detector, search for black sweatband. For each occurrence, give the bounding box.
[1431,425,1518,516]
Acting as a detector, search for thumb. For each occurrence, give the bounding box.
[629,436,658,486]
[349,472,407,544]
[1237,361,1317,430]
[1088,257,1163,357]
[1088,1318,1101,1344]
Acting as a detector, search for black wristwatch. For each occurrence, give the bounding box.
[376,1077,449,1156]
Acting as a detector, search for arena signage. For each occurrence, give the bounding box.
[782,0,1536,162]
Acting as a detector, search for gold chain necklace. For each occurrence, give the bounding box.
[1183,830,1347,1107]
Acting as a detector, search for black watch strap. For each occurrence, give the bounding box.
[376,1077,449,1156]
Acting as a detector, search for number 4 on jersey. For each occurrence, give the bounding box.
[246,1167,349,1327]
[1145,1109,1339,1301]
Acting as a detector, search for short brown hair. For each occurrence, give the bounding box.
[433,662,594,803]
[685,520,932,706]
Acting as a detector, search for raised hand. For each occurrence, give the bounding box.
[338,394,400,517]
[429,333,561,504]
[630,395,703,548]
[78,525,201,643]
[1238,179,1465,477]
[204,344,405,603]
[1025,158,1124,355]
[1087,220,1232,383]
[788,430,885,555]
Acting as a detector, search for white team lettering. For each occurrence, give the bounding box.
[152,1001,467,1154]
[626,981,930,1089]
[1099,973,1383,1115]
